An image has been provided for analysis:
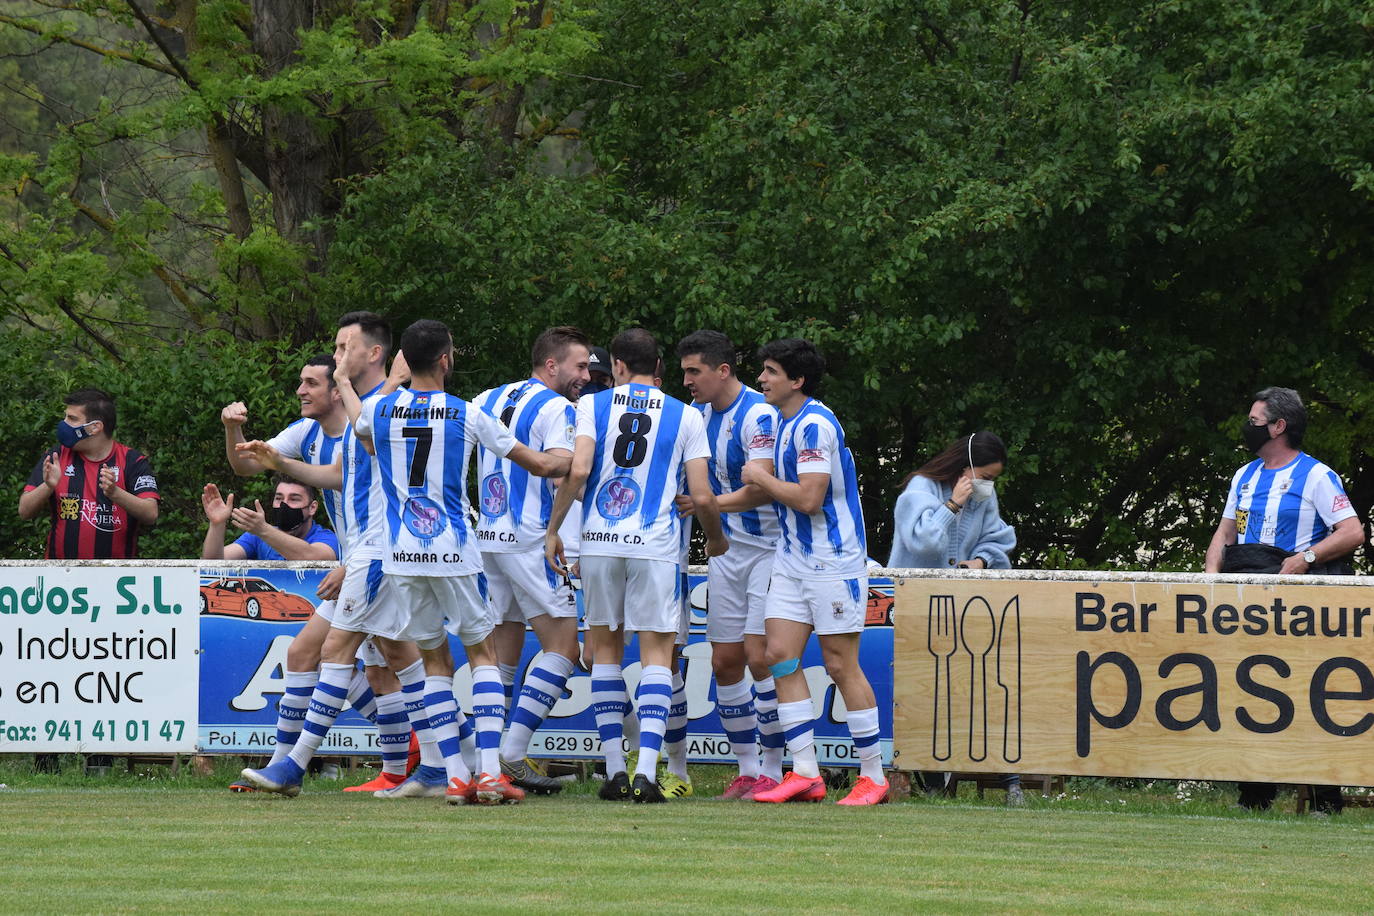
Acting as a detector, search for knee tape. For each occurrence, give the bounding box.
[769,658,801,679]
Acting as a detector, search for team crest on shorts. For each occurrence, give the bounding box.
[480,473,508,519]
[403,495,447,539]
[595,476,642,521]
[832,601,846,618]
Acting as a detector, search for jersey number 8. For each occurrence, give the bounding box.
[612,412,652,468]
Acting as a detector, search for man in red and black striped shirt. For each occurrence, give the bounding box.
[18,388,160,559]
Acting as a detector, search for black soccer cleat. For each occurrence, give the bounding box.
[631,773,666,804]
[599,771,630,801]
[501,758,564,795]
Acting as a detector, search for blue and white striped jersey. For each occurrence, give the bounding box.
[1223,452,1356,553]
[772,398,867,579]
[474,378,576,553]
[695,386,779,549]
[576,383,708,562]
[267,418,343,535]
[355,387,516,576]
[338,381,388,561]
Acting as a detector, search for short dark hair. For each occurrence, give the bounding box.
[676,330,737,376]
[303,354,337,388]
[757,338,825,396]
[531,326,591,368]
[65,387,116,433]
[399,319,452,375]
[273,473,313,497]
[338,311,392,363]
[610,328,660,376]
[1255,386,1306,447]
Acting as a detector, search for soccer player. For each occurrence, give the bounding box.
[674,330,784,799]
[475,326,591,795]
[545,327,727,803]
[741,338,889,806]
[219,350,413,793]
[238,315,438,798]
[353,319,567,805]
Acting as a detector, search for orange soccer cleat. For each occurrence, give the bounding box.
[751,771,827,804]
[344,771,407,793]
[836,776,891,807]
[473,772,525,805]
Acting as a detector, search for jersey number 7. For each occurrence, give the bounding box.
[402,427,432,488]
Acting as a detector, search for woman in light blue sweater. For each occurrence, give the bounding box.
[888,431,1015,571]
[889,431,1023,803]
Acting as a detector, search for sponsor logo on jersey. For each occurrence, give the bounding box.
[79,498,120,532]
[748,432,775,450]
[64,464,75,477]
[480,473,508,519]
[1235,507,1248,535]
[58,496,81,520]
[797,448,825,463]
[1333,494,1351,512]
[595,476,642,521]
[402,495,446,539]
[134,474,157,491]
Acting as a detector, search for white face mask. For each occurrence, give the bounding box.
[968,434,995,502]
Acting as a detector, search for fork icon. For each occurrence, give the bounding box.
[927,596,957,761]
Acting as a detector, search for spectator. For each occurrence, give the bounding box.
[580,346,614,396]
[18,387,159,558]
[1204,386,1364,815]
[889,431,1022,805]
[201,475,339,561]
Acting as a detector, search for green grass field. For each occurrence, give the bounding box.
[2,761,1371,913]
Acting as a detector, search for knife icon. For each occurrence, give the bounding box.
[995,596,1021,763]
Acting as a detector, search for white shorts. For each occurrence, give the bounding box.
[706,540,774,643]
[764,573,868,636]
[676,568,690,646]
[484,548,578,624]
[330,554,402,639]
[389,573,494,647]
[315,599,387,667]
[581,555,680,634]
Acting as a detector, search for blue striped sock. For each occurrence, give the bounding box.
[288,662,352,770]
[777,698,819,779]
[665,668,689,779]
[346,668,377,723]
[634,665,673,779]
[754,676,784,782]
[591,664,627,776]
[498,662,518,715]
[268,669,317,766]
[847,706,885,784]
[374,690,410,776]
[501,653,573,763]
[716,678,759,779]
[471,665,505,778]
[423,675,471,784]
[397,660,443,768]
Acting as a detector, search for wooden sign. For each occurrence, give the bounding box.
[892,577,1374,784]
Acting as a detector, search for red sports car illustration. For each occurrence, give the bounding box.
[198,576,314,621]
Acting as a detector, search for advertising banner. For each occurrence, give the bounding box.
[0,566,199,753]
[198,567,897,766]
[892,576,1374,784]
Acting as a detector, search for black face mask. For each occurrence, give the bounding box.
[271,505,307,531]
[1241,421,1272,453]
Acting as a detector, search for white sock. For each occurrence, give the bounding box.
[422,674,470,784]
[268,669,318,766]
[847,706,885,785]
[664,668,689,780]
[498,662,518,714]
[777,698,818,779]
[374,690,411,776]
[501,653,574,763]
[396,660,442,768]
[287,662,352,770]
[471,665,506,778]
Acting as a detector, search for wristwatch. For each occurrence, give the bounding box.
[1302,549,1317,565]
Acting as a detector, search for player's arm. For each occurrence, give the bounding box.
[741,461,828,515]
[545,436,594,572]
[222,402,267,476]
[507,444,572,479]
[236,443,344,490]
[676,459,775,517]
[685,456,727,557]
[231,499,338,561]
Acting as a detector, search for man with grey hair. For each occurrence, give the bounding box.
[1204,385,1364,813]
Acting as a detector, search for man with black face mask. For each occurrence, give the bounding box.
[1204,385,1365,814]
[201,475,339,561]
